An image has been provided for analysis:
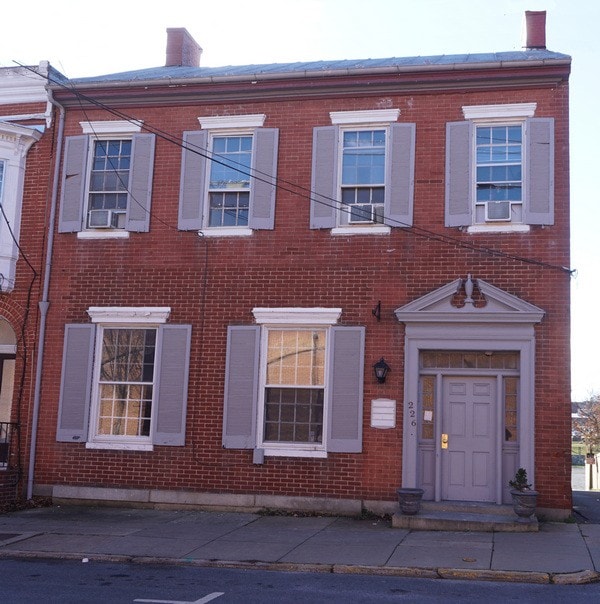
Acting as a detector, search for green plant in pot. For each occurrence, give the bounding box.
[509,468,538,522]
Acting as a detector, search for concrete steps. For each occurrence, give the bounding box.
[392,500,539,532]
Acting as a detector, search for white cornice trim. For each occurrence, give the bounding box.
[462,103,537,121]
[199,114,266,129]
[330,109,400,125]
[252,307,342,325]
[80,120,143,134]
[87,307,171,324]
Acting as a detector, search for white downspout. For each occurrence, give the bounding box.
[26,93,65,500]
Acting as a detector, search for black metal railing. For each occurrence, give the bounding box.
[0,422,17,469]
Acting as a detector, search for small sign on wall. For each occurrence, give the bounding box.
[371,398,396,429]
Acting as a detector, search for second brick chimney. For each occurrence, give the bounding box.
[166,28,202,67]
[523,10,547,50]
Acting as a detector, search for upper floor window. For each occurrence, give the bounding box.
[87,138,132,229]
[475,125,522,223]
[310,109,415,234]
[0,160,5,202]
[207,134,252,227]
[178,114,278,236]
[340,129,386,226]
[58,121,156,238]
[445,103,554,232]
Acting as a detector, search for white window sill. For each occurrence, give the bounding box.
[262,447,327,459]
[332,226,391,236]
[467,224,531,234]
[77,230,130,240]
[85,441,153,451]
[199,227,253,238]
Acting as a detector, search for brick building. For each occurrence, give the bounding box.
[21,13,572,518]
[0,63,54,504]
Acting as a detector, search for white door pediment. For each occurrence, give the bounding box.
[394,277,544,324]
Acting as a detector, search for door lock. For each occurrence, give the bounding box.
[441,433,449,449]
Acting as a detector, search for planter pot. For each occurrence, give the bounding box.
[510,489,538,522]
[397,487,425,515]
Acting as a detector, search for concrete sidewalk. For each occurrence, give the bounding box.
[0,505,599,585]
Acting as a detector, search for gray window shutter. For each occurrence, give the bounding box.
[178,130,208,230]
[386,123,415,227]
[249,128,278,229]
[223,325,260,449]
[56,324,95,442]
[310,126,338,229]
[153,324,192,446]
[327,326,365,453]
[445,121,473,227]
[125,133,156,232]
[58,135,88,233]
[524,117,554,225]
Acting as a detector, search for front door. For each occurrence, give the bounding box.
[441,376,496,502]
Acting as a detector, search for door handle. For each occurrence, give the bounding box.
[441,433,449,449]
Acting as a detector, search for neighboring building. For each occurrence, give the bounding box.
[0,63,52,503]
[24,13,571,518]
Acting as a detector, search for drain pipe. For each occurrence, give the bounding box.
[26,93,65,500]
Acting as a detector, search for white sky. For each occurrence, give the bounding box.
[3,0,598,400]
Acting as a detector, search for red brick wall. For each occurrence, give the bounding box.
[32,77,571,510]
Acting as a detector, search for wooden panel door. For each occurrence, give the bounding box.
[441,377,496,502]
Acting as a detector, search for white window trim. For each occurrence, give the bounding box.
[332,225,391,236]
[87,306,171,324]
[80,120,143,135]
[257,325,330,458]
[462,103,536,121]
[199,114,266,130]
[79,132,136,237]
[201,129,255,231]
[330,109,400,125]
[77,230,130,240]
[252,307,341,325]
[464,107,534,233]
[335,124,390,232]
[199,227,253,238]
[85,308,170,450]
[252,307,341,458]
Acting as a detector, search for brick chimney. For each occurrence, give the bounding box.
[523,10,546,50]
[166,28,202,67]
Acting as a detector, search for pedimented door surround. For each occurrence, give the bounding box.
[395,276,544,504]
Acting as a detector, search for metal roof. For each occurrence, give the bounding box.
[68,50,571,85]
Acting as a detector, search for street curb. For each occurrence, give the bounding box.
[1,549,599,584]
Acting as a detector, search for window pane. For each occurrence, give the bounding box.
[87,139,131,229]
[264,387,323,443]
[96,328,155,438]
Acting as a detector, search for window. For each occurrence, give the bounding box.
[58,121,156,237]
[87,139,132,229]
[0,122,42,292]
[56,308,191,450]
[310,109,414,234]
[207,135,252,227]
[263,329,326,445]
[94,328,155,441]
[340,130,385,225]
[445,104,554,231]
[222,309,365,457]
[178,115,278,235]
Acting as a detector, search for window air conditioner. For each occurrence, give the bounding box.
[88,210,126,229]
[485,201,511,222]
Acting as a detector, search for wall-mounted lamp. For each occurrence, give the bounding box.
[373,357,390,384]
